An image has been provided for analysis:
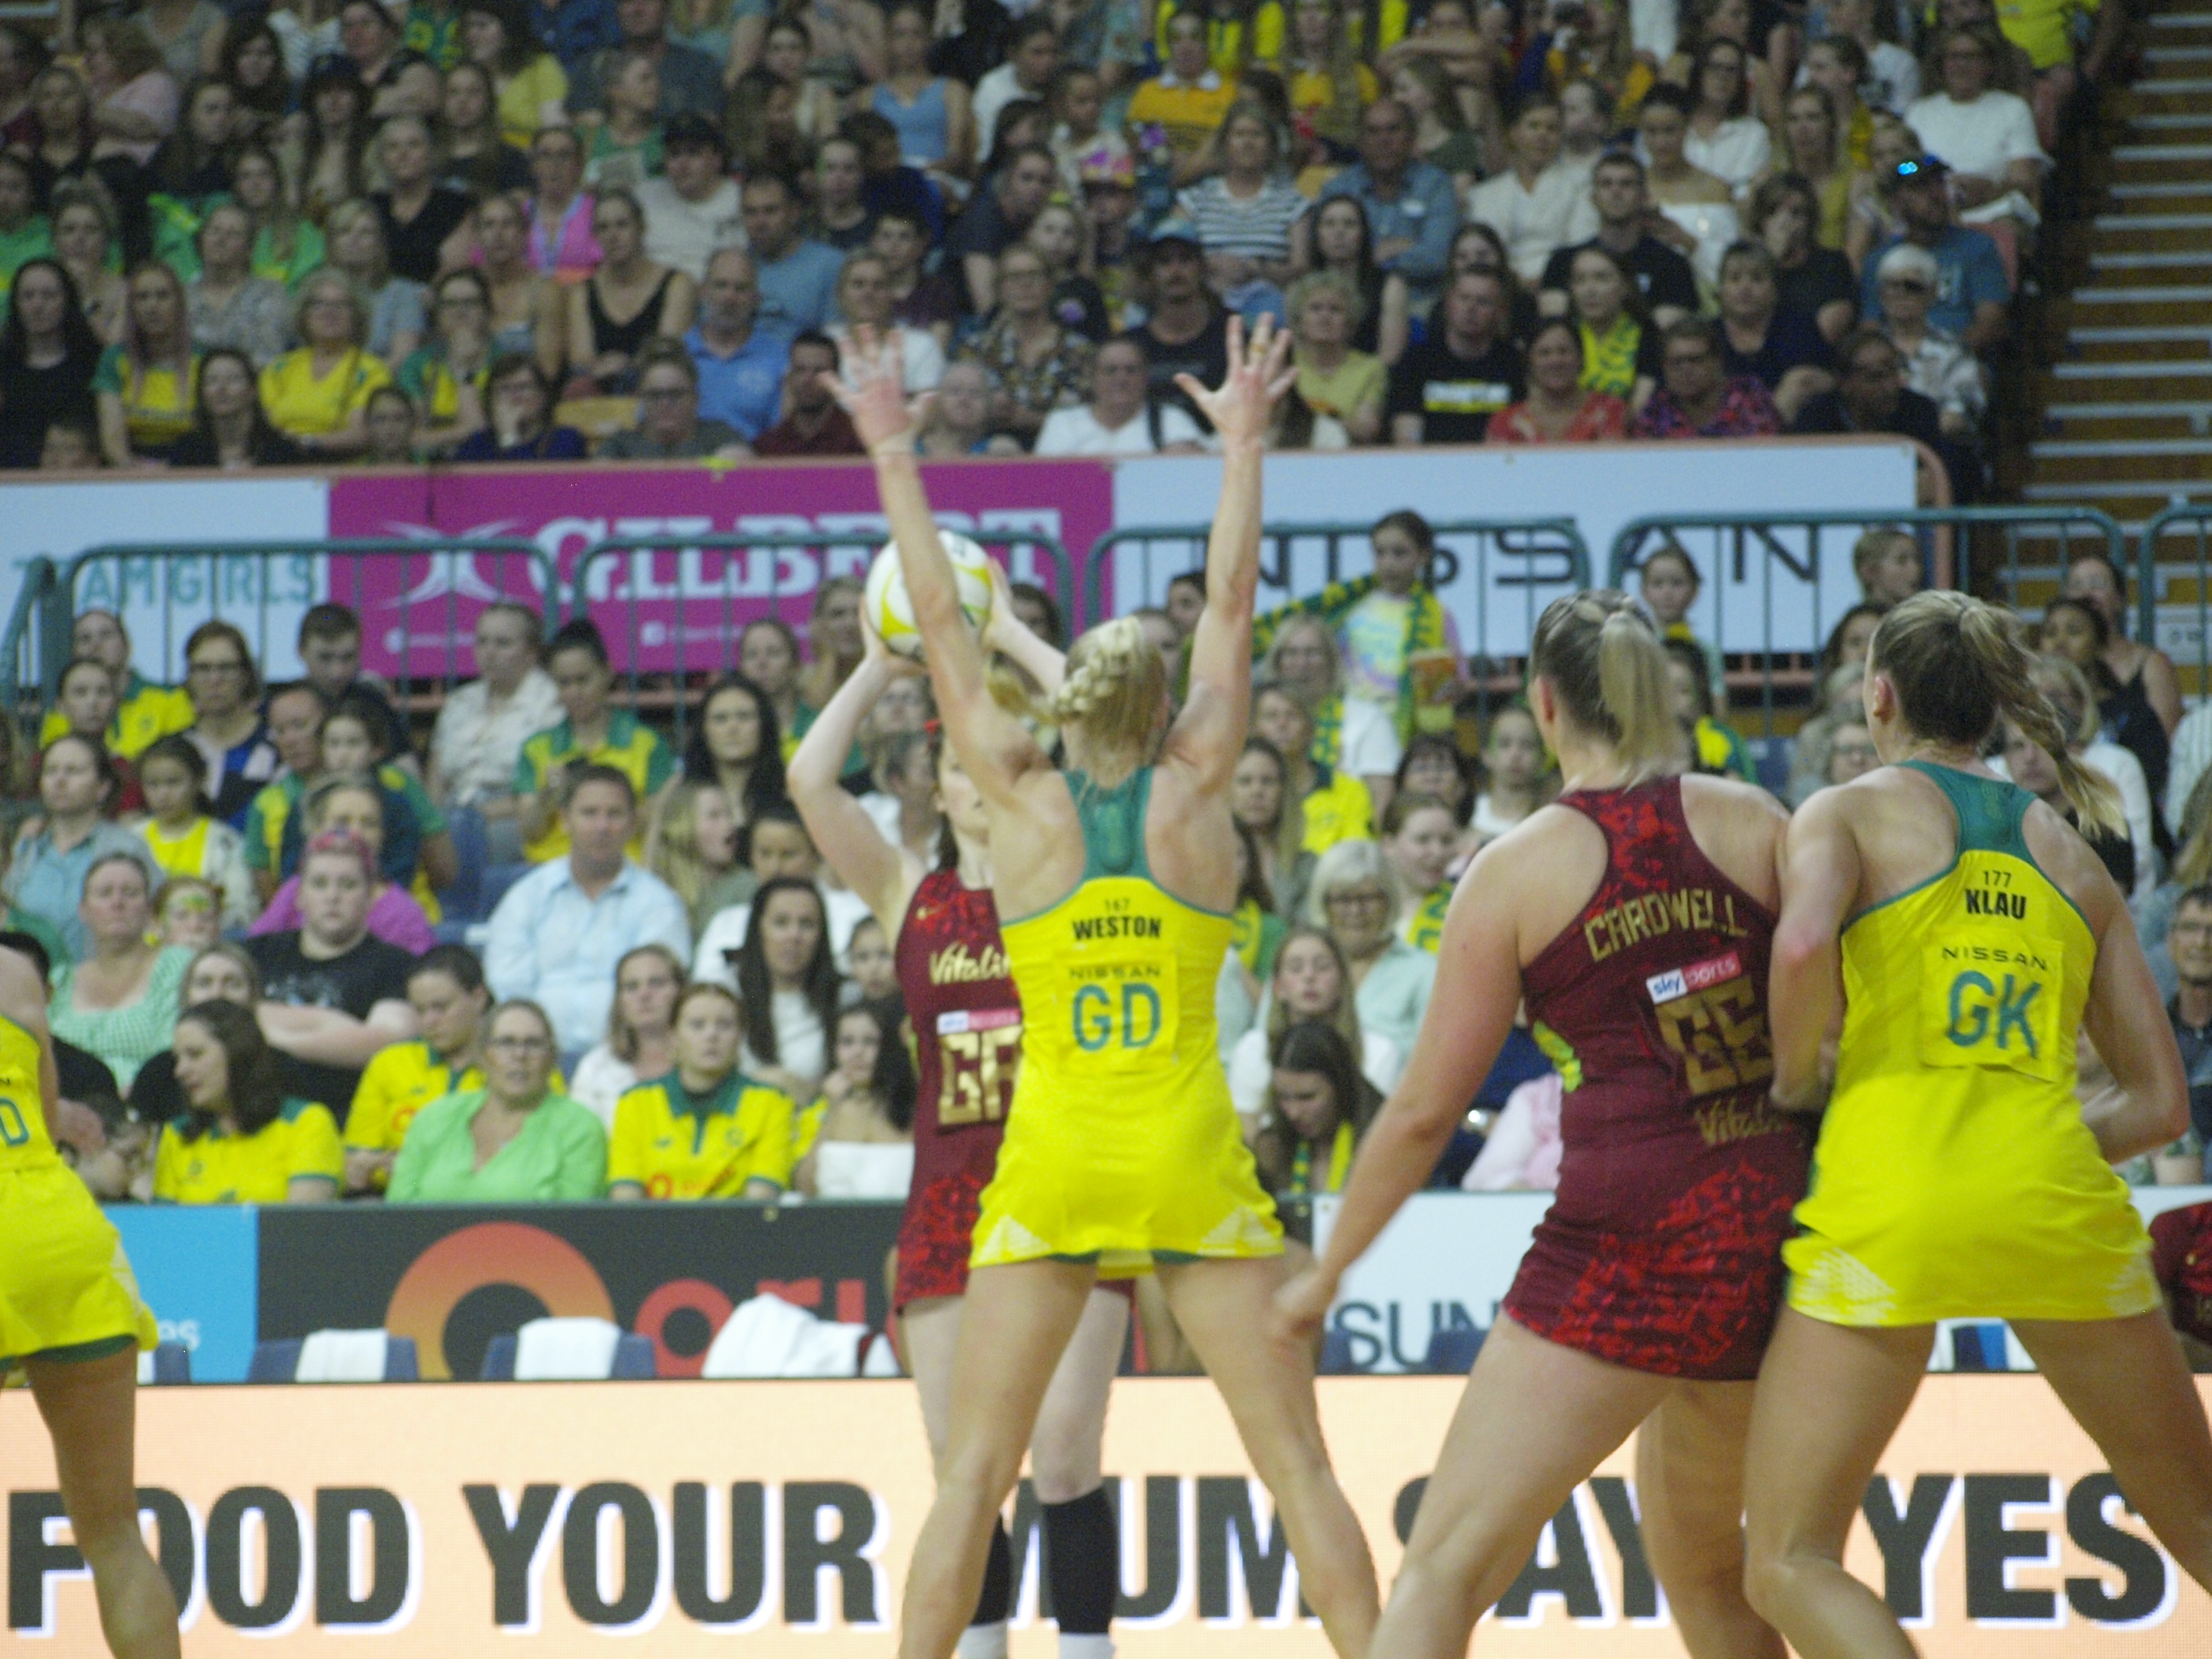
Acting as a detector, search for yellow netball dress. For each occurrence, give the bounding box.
[972,768,1282,1273]
[0,1016,158,1367]
[1785,762,2160,1326]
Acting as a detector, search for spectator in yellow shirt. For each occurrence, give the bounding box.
[1252,682,1376,852]
[36,610,195,760]
[257,269,393,457]
[346,944,512,1193]
[1127,11,1241,181]
[152,1000,343,1204]
[608,983,794,1199]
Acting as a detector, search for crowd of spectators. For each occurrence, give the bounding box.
[0,0,2094,482]
[24,490,2208,1221]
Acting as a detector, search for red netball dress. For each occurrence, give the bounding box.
[1504,778,1812,1380]
[893,867,1024,1310]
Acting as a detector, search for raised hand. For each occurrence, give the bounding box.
[823,324,930,454]
[1174,313,1296,452]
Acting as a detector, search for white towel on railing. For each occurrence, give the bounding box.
[515,1316,623,1380]
[297,1330,392,1382]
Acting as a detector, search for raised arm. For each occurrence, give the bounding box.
[826,328,1048,808]
[1164,315,1293,789]
[1271,833,1530,1347]
[789,624,925,933]
[1768,788,1861,1111]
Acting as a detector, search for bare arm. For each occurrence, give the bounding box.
[2144,649,2183,736]
[1272,835,1529,1342]
[258,997,420,1067]
[827,329,1048,808]
[790,639,925,933]
[1768,788,1860,1110]
[1164,316,1294,791]
[980,555,1067,696]
[2034,805,2193,1162]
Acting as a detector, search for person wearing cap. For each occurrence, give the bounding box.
[1121,217,1232,429]
[636,114,744,279]
[1857,154,2009,354]
[686,246,791,440]
[1869,240,1983,435]
[1316,98,1460,312]
[1079,147,1144,330]
[945,142,1059,314]
[567,0,722,119]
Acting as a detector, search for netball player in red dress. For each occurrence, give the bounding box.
[1278,591,1808,1658]
[790,581,1125,1659]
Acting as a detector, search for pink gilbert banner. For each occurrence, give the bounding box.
[326,458,1115,677]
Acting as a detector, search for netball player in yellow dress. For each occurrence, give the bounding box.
[830,318,1379,1659]
[1751,591,2212,1656]
[0,944,180,1658]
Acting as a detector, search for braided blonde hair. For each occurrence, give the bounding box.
[1872,590,2123,837]
[1033,616,1167,759]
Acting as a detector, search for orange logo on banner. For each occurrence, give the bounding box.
[383,1221,614,1379]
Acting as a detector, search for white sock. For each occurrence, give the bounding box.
[1059,1634,1115,1659]
[957,1621,1010,1659]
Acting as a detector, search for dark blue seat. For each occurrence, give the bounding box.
[138,1341,192,1385]
[249,1334,418,1382]
[480,1329,657,1379]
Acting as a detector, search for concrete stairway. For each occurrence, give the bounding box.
[2027,5,2212,540]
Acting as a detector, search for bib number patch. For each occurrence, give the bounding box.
[937,1008,1021,1125]
[1067,958,1179,1070]
[0,1094,27,1147]
[1652,971,1774,1099]
[1918,930,2065,1082]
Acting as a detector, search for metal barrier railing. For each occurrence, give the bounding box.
[1607,506,2131,737]
[2139,505,2212,699]
[0,558,60,715]
[1086,518,1591,708]
[58,540,560,705]
[568,529,1074,749]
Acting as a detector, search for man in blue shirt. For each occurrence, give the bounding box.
[742,172,843,334]
[1858,155,2011,354]
[1318,98,1460,311]
[484,767,691,1062]
[687,248,791,440]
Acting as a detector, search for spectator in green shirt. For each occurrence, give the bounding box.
[0,152,53,300]
[389,1000,608,1199]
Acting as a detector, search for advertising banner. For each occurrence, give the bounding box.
[255,1203,905,1381]
[5,478,331,683]
[1316,1188,2212,1376]
[326,461,1115,678]
[1315,1192,1550,1374]
[109,1206,260,1385]
[1106,440,1919,657]
[5,1377,2206,1654]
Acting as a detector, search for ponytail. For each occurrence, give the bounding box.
[1528,591,1675,777]
[1957,603,2127,839]
[1874,591,2127,840]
